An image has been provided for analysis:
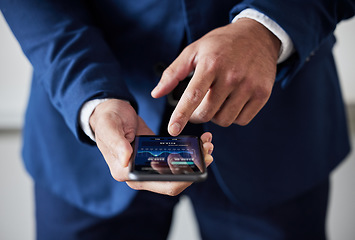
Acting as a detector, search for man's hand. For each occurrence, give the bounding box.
[151,18,281,136]
[89,99,213,196]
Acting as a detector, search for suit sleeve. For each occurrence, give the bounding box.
[230,0,355,87]
[0,0,137,144]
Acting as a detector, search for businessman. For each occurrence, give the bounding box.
[1,0,354,239]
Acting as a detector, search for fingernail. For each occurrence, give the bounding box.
[208,148,213,155]
[169,122,181,136]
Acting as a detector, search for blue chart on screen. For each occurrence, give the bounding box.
[137,149,195,158]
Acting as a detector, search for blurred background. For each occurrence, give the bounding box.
[1,13,355,240]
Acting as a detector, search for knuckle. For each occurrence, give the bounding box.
[195,109,213,123]
[123,127,136,142]
[240,80,255,93]
[202,55,219,74]
[213,116,233,127]
[235,118,250,126]
[240,77,272,101]
[224,70,242,87]
[253,84,271,101]
[184,88,204,104]
[162,67,176,80]
[175,110,189,123]
[220,120,233,128]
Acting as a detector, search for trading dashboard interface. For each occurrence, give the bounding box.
[131,136,204,174]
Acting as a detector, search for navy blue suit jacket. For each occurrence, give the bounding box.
[1,0,354,216]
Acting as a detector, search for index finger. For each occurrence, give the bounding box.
[168,64,215,136]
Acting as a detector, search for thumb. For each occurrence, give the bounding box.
[136,117,155,135]
[91,100,138,169]
[151,46,196,98]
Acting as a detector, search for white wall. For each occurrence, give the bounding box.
[0,13,31,128]
[333,18,355,104]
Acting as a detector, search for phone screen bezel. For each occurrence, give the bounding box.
[128,135,207,181]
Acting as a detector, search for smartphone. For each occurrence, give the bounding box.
[128,135,207,181]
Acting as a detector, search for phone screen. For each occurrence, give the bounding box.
[129,135,206,181]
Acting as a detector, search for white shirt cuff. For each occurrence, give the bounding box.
[232,8,294,64]
[80,98,109,142]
